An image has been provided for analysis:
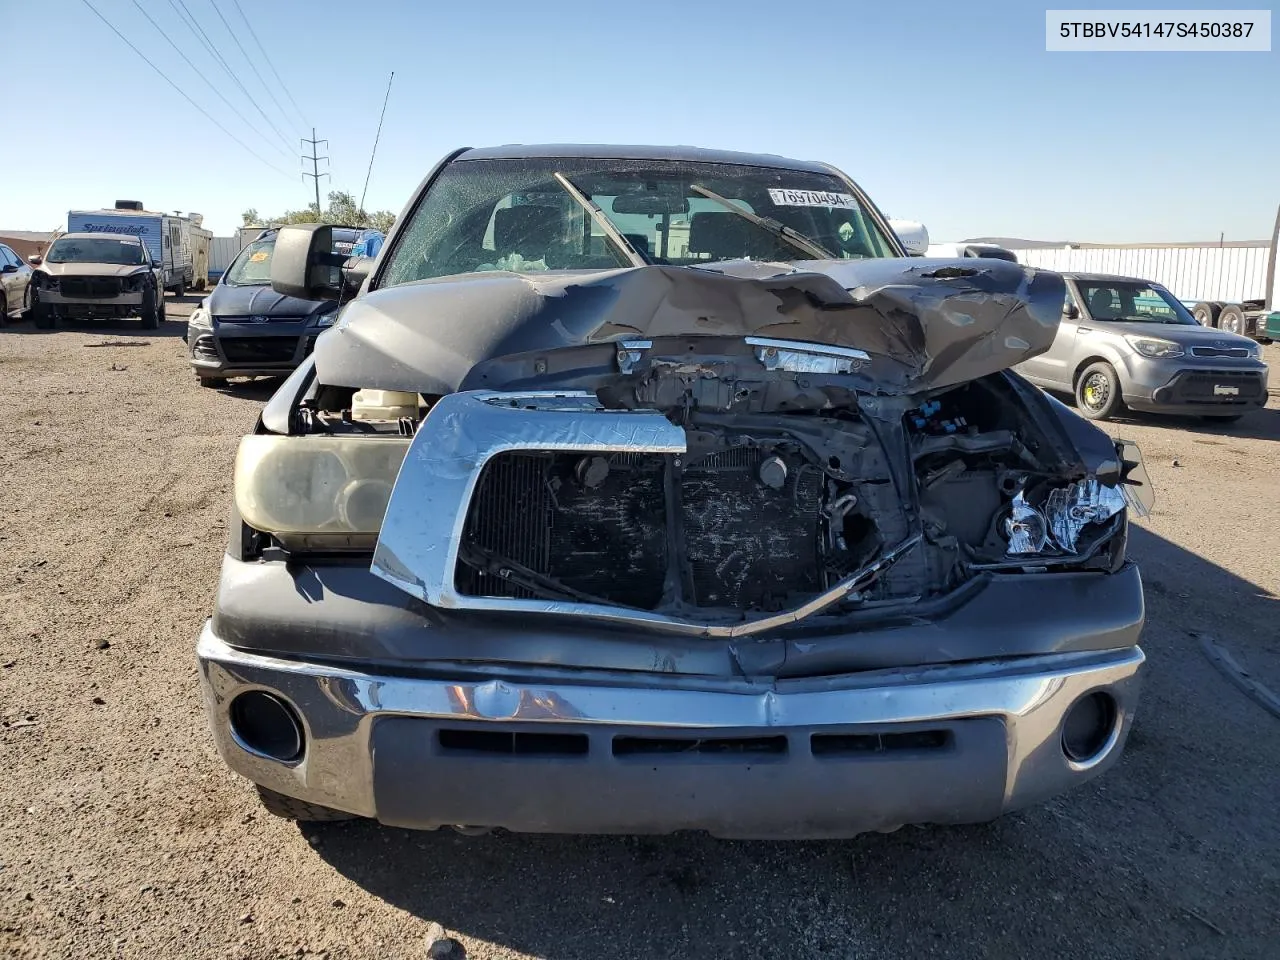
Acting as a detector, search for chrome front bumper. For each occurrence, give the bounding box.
[198,624,1145,838]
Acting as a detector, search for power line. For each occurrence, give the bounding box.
[79,0,293,178]
[129,0,292,159]
[359,72,395,214]
[302,129,330,216]
[230,0,308,131]
[208,0,301,139]
[166,0,295,154]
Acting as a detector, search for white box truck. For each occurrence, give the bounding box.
[66,202,194,296]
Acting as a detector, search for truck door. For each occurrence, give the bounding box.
[1018,280,1083,390]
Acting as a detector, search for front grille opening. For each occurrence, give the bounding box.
[612,734,788,757]
[456,448,828,612]
[811,729,952,756]
[437,728,589,756]
[220,337,299,364]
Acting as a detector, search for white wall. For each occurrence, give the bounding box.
[1010,244,1271,304]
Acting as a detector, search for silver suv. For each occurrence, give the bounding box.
[1017,272,1268,422]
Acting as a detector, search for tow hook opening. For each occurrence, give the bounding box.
[229,691,305,763]
[1061,690,1120,766]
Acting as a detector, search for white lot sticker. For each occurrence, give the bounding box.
[768,188,859,209]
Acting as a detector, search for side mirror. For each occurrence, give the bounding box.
[27,254,42,266]
[270,224,342,301]
[1064,303,1080,319]
[1,263,16,274]
[888,219,930,257]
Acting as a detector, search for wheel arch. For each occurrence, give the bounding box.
[1072,355,1115,388]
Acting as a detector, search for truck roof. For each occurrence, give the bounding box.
[455,143,836,174]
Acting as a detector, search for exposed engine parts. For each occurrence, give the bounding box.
[293,353,1135,623]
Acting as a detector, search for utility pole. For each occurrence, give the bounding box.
[301,128,329,215]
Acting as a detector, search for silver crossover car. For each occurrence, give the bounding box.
[1017,273,1268,422]
[198,145,1152,839]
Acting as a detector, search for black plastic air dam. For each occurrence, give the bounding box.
[370,717,1007,838]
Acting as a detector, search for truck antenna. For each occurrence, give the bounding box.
[359,72,395,219]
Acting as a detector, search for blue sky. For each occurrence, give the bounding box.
[3,0,1275,241]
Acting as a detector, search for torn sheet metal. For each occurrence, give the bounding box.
[315,259,1065,396]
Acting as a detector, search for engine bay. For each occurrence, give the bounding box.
[280,348,1131,622]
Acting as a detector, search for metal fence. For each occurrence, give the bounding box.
[209,236,242,276]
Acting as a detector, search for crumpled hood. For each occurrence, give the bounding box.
[314,258,1066,394]
[39,262,150,279]
[208,282,335,321]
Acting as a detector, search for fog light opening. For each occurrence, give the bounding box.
[1061,691,1118,765]
[229,691,304,763]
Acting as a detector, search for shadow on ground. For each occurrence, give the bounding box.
[1042,389,1280,442]
[0,315,189,340]
[208,376,287,400]
[297,526,1280,960]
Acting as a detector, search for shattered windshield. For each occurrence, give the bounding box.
[47,237,148,265]
[378,157,898,287]
[1077,280,1198,325]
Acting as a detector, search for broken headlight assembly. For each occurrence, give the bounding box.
[233,435,409,550]
[1000,439,1153,567]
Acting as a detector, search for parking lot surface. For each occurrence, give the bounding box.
[2,301,1278,960]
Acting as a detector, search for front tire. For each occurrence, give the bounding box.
[255,785,355,822]
[139,286,160,329]
[31,290,54,330]
[173,280,186,299]
[1075,361,1125,420]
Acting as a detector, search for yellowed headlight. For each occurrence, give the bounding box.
[234,435,410,536]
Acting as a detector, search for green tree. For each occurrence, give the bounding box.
[242,191,395,233]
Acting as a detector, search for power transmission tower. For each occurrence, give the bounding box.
[301,129,330,215]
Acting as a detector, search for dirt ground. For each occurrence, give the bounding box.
[2,300,1278,960]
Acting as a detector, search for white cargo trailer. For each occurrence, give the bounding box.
[1009,204,1280,339]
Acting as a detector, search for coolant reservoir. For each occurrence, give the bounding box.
[351,389,420,422]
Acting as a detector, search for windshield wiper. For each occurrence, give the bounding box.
[689,184,835,260]
[553,172,649,268]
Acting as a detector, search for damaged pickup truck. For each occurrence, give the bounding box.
[198,145,1154,839]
